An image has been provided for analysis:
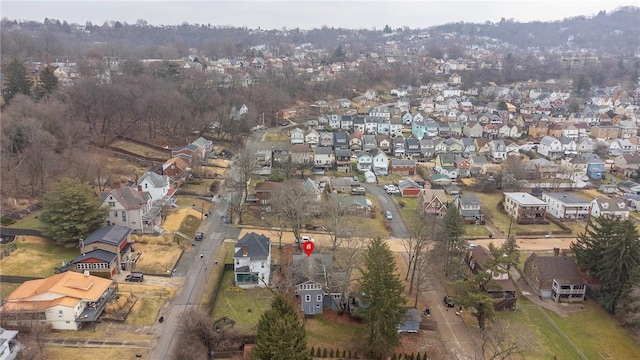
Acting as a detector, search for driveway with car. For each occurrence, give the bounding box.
[362,184,410,238]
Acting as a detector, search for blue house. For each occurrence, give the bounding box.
[292,254,346,315]
[583,154,605,180]
[411,118,426,140]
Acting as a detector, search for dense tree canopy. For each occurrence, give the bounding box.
[40,177,108,247]
[252,294,308,360]
[572,215,640,313]
[2,58,31,103]
[443,202,466,277]
[358,237,406,357]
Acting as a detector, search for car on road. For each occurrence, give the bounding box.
[353,175,359,182]
[125,272,144,282]
[280,121,289,126]
[386,186,400,195]
[351,187,366,195]
[194,232,204,241]
[385,211,393,220]
[383,184,395,191]
[443,295,454,307]
[297,236,316,243]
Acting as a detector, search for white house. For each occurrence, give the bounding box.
[538,136,563,159]
[489,140,507,162]
[233,232,272,288]
[590,197,629,220]
[370,149,389,176]
[357,151,373,172]
[305,130,319,147]
[313,146,333,169]
[0,272,115,330]
[0,327,20,359]
[290,128,305,145]
[137,171,170,204]
[542,192,591,220]
[100,186,162,234]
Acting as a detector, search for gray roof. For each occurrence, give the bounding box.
[525,254,584,284]
[391,158,415,166]
[582,154,603,163]
[458,194,480,206]
[314,146,333,155]
[543,193,590,204]
[234,232,270,260]
[330,177,353,187]
[292,253,346,288]
[397,308,421,332]
[138,171,169,188]
[84,225,132,247]
[470,155,488,165]
[71,249,117,264]
[335,148,351,157]
[100,186,150,210]
[593,197,628,211]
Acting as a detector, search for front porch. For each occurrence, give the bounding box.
[77,284,119,323]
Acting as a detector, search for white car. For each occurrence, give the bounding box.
[299,236,315,243]
[387,187,400,195]
[385,211,393,220]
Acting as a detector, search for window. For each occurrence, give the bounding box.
[122,211,127,221]
[261,262,264,268]
[317,294,323,302]
[58,310,63,318]
[305,295,311,303]
[144,183,148,189]
[108,202,116,207]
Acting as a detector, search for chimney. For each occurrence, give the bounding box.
[138,185,143,192]
[242,245,248,257]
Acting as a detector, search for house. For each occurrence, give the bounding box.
[191,136,213,157]
[0,272,117,330]
[503,192,547,224]
[609,139,635,156]
[393,136,406,157]
[349,134,362,152]
[301,178,323,202]
[417,188,448,217]
[466,246,516,308]
[405,138,421,158]
[537,136,563,160]
[488,140,507,163]
[171,144,199,166]
[162,157,190,186]
[329,177,354,193]
[390,159,416,176]
[618,180,640,195]
[460,137,476,156]
[290,128,305,145]
[419,139,435,159]
[336,195,372,214]
[474,138,491,156]
[582,154,605,180]
[305,129,320,147]
[137,171,171,204]
[523,253,586,302]
[613,153,640,177]
[100,185,162,234]
[319,132,334,147]
[376,135,392,153]
[254,181,282,209]
[313,146,333,169]
[370,149,389,175]
[356,151,373,172]
[292,254,346,315]
[362,134,377,151]
[445,138,463,155]
[590,197,629,220]
[233,232,271,288]
[0,327,20,359]
[290,143,311,164]
[398,179,422,197]
[598,184,618,194]
[333,131,349,149]
[454,156,471,178]
[71,225,135,277]
[454,194,483,224]
[469,155,488,176]
[541,193,591,220]
[335,148,352,173]
[434,153,458,179]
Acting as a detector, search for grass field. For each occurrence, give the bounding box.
[0,282,21,299]
[120,283,177,326]
[305,314,365,350]
[210,271,274,332]
[264,133,289,142]
[45,347,148,360]
[110,140,170,159]
[4,211,46,231]
[499,298,640,360]
[133,243,183,275]
[464,223,491,237]
[394,197,421,225]
[0,236,79,277]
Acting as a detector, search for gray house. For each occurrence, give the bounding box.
[293,254,346,315]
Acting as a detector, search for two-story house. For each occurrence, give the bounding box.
[488,140,507,163]
[356,151,373,172]
[100,186,162,234]
[349,134,362,152]
[537,136,563,160]
[293,254,345,315]
[454,194,483,224]
[469,155,488,176]
[582,154,605,180]
[290,128,305,145]
[233,232,271,288]
[376,135,392,154]
[609,139,635,156]
[466,246,516,308]
[370,149,389,175]
[71,225,135,277]
[319,132,334,147]
[463,121,483,138]
[335,148,352,173]
[613,153,640,177]
[503,192,547,224]
[542,193,591,220]
[313,146,333,169]
[405,138,421,158]
[435,153,458,179]
[290,143,311,165]
[417,188,447,217]
[305,129,320,147]
[591,197,629,220]
[333,131,349,150]
[137,171,171,204]
[523,253,586,302]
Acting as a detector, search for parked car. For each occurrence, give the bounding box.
[385,211,393,220]
[280,121,289,126]
[297,236,316,243]
[443,295,454,307]
[351,187,366,195]
[125,273,144,282]
[195,232,204,241]
[386,186,400,195]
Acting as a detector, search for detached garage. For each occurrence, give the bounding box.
[398,180,422,197]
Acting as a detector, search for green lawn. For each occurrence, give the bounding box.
[0,282,21,299]
[174,214,201,244]
[5,211,46,231]
[264,133,289,142]
[464,224,491,237]
[210,271,274,332]
[124,297,165,326]
[305,314,365,350]
[393,197,421,225]
[499,298,640,360]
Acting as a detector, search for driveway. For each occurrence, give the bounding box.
[363,183,411,238]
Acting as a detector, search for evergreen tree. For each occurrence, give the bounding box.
[571,215,640,313]
[359,238,407,357]
[252,294,308,360]
[33,65,59,100]
[40,178,108,248]
[501,235,520,270]
[443,202,466,277]
[615,267,640,331]
[3,58,31,103]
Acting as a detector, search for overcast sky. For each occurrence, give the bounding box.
[2,1,637,30]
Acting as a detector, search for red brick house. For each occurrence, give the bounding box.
[390,159,416,175]
[255,181,282,209]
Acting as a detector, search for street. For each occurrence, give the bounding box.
[363,183,411,238]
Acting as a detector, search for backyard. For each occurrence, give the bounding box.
[109,139,170,159]
[0,236,79,277]
[121,283,178,326]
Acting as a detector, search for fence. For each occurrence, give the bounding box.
[0,227,46,238]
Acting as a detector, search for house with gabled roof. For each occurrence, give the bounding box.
[335,148,352,173]
[137,171,171,204]
[590,197,629,220]
[171,144,199,166]
[376,135,392,154]
[162,157,190,186]
[454,194,483,224]
[293,253,346,315]
[398,179,423,197]
[370,149,389,176]
[100,186,161,234]
[469,155,488,175]
[313,146,333,169]
[613,153,640,177]
[417,188,447,217]
[474,138,491,156]
[435,153,458,179]
[523,253,586,302]
[466,245,516,309]
[72,225,135,277]
[0,272,117,330]
[233,232,271,288]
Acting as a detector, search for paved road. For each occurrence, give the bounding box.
[149,198,234,359]
[362,183,410,238]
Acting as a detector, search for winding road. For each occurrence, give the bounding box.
[362,183,411,238]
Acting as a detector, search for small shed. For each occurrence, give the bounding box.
[364,170,377,183]
[598,184,617,194]
[397,308,421,333]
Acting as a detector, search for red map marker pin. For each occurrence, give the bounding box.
[303,241,315,258]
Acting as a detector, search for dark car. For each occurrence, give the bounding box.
[443,295,454,308]
[195,232,204,241]
[125,272,144,282]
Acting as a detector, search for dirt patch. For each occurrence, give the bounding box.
[163,208,203,232]
[133,243,183,275]
[398,331,446,358]
[208,159,231,168]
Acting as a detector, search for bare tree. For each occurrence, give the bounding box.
[270,180,315,246]
[481,319,533,360]
[174,309,215,360]
[402,217,438,294]
[224,144,258,224]
[318,196,352,250]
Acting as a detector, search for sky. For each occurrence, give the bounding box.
[1,0,637,30]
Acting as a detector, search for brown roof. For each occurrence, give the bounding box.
[525,253,584,283]
[290,143,310,153]
[469,245,494,270]
[255,181,282,192]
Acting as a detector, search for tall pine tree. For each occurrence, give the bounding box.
[443,202,466,277]
[40,178,108,248]
[252,294,308,360]
[359,237,406,357]
[33,65,59,100]
[3,58,31,103]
